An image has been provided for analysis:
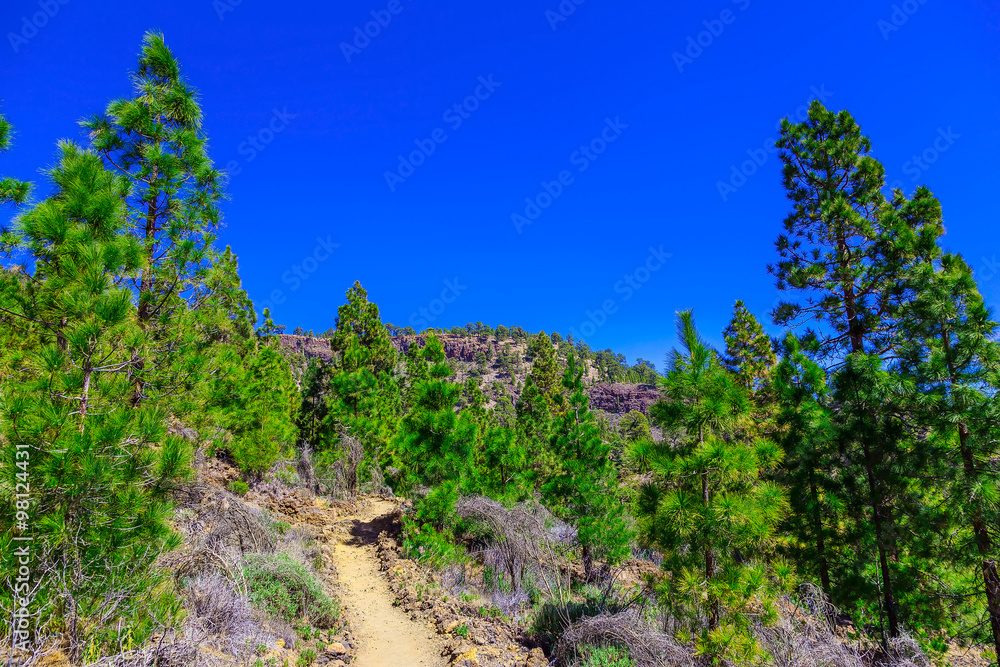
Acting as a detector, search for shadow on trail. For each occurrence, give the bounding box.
[346,506,402,547]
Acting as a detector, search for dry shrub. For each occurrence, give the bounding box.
[83,641,197,667]
[365,462,393,496]
[181,573,280,661]
[757,585,935,667]
[885,636,933,667]
[314,436,364,498]
[553,608,695,667]
[758,616,865,667]
[296,443,318,493]
[162,487,275,579]
[456,495,563,592]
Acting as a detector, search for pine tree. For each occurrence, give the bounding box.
[772,334,842,596]
[83,32,224,407]
[768,103,941,640]
[330,281,396,375]
[723,300,776,398]
[527,331,560,404]
[0,143,187,660]
[542,355,630,581]
[298,357,333,447]
[515,374,553,486]
[895,224,1000,658]
[395,334,476,525]
[770,101,902,359]
[829,354,922,641]
[640,312,788,662]
[206,318,298,478]
[322,336,401,488]
[472,421,528,502]
[0,113,33,377]
[82,31,222,321]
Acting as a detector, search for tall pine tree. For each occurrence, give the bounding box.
[83,31,224,407]
[0,143,188,660]
[542,355,630,581]
[895,207,1000,658]
[640,312,788,663]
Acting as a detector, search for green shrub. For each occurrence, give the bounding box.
[277,464,301,487]
[243,553,339,628]
[296,648,316,666]
[401,517,464,568]
[454,624,469,638]
[229,479,250,496]
[580,645,632,667]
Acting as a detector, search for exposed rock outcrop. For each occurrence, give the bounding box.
[587,383,660,415]
[278,334,334,363]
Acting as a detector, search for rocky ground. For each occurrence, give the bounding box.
[239,469,548,667]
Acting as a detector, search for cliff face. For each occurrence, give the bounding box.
[391,334,494,363]
[278,334,334,363]
[587,383,660,416]
[280,333,660,416]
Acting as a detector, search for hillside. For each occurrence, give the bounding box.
[278,332,662,419]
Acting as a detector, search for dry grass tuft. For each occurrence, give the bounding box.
[554,607,695,667]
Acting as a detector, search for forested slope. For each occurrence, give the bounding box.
[2,30,999,667]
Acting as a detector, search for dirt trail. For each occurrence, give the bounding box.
[333,500,447,667]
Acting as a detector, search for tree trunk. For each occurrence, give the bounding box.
[809,476,832,592]
[582,544,594,583]
[836,230,865,355]
[860,429,899,639]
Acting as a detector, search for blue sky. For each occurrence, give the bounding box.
[2,0,999,368]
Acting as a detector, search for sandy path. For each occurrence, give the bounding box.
[333,501,447,667]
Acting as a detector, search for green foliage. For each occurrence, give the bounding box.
[208,337,298,476]
[400,516,465,568]
[772,334,843,597]
[770,101,901,359]
[0,113,31,207]
[228,479,250,496]
[396,333,476,498]
[297,357,333,446]
[639,312,788,662]
[330,281,396,375]
[722,300,776,400]
[470,422,529,501]
[579,645,632,667]
[243,553,339,628]
[0,140,188,662]
[542,355,631,579]
[593,349,628,383]
[616,410,649,443]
